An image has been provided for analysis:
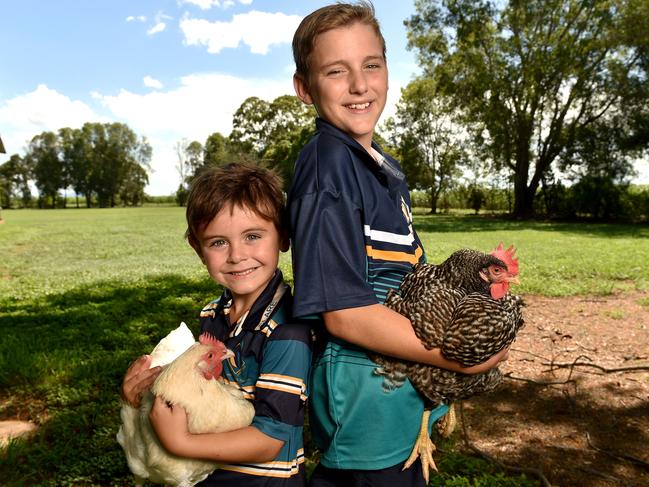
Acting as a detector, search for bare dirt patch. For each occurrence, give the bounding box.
[459,291,649,487]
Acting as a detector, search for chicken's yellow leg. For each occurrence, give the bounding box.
[402,408,437,483]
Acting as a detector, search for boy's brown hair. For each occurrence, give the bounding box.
[292,1,386,83]
[185,163,285,246]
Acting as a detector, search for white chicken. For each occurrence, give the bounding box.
[117,323,255,487]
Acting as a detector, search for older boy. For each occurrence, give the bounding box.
[123,163,312,487]
[288,3,507,486]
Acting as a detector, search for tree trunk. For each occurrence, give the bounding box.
[512,139,535,219]
[429,188,437,214]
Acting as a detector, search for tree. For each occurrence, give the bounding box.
[262,96,316,186]
[59,127,92,208]
[26,131,63,208]
[175,139,204,205]
[384,77,466,214]
[82,123,151,207]
[406,0,649,218]
[203,132,232,168]
[0,154,32,208]
[229,95,315,187]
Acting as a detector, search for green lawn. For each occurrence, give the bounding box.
[1,208,647,486]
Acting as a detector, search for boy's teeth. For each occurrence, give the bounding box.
[348,102,370,109]
[232,269,254,276]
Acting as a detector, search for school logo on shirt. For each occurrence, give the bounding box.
[400,196,413,226]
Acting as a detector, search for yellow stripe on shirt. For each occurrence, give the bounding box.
[365,245,423,264]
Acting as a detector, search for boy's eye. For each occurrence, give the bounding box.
[245,234,261,242]
[210,239,227,248]
[327,68,345,76]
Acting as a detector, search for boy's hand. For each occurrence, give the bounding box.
[149,396,191,456]
[120,355,161,408]
[460,346,510,375]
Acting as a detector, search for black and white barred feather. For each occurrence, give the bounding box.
[370,249,525,405]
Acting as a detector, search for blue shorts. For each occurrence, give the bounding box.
[309,459,426,487]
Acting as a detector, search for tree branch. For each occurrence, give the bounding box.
[586,432,649,471]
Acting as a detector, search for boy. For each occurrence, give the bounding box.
[122,163,312,486]
[288,3,507,486]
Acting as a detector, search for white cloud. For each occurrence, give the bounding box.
[181,0,221,9]
[147,12,172,36]
[180,0,252,9]
[144,76,163,89]
[126,15,147,22]
[180,10,302,55]
[93,72,293,195]
[0,85,104,157]
[147,22,166,35]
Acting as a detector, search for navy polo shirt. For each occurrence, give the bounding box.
[288,118,448,470]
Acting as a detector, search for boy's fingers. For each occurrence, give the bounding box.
[121,357,162,407]
[125,354,152,377]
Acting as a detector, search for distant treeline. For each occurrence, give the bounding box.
[0,122,150,209]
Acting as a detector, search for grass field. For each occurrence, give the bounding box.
[1,207,648,486]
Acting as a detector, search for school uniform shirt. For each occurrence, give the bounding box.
[288,118,448,470]
[197,270,312,487]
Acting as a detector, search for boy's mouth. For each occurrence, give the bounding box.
[229,267,258,277]
[345,102,371,110]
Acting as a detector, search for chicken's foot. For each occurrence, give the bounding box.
[402,408,438,483]
[436,403,457,438]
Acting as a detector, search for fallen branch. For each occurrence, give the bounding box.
[458,402,552,487]
[586,432,649,471]
[576,467,629,486]
[504,373,576,386]
[543,362,649,374]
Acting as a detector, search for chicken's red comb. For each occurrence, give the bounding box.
[199,332,222,347]
[490,242,519,274]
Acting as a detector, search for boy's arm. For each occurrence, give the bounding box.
[323,304,508,374]
[149,397,283,462]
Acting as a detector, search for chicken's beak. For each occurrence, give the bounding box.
[507,275,521,285]
[223,348,235,361]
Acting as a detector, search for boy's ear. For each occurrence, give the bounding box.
[293,73,313,105]
[188,234,206,264]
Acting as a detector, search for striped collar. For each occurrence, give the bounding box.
[217,269,288,335]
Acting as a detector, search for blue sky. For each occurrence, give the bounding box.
[0,0,423,195]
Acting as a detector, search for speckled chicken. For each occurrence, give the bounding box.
[370,244,524,481]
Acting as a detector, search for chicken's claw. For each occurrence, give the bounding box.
[402,409,438,483]
[436,403,457,438]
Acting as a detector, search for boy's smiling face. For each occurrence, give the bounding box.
[192,204,283,315]
[294,22,388,151]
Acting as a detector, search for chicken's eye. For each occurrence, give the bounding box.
[207,353,214,359]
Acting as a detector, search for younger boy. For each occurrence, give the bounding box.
[123,163,312,487]
[288,3,507,486]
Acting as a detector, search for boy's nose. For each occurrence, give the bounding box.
[349,70,368,94]
[227,243,247,263]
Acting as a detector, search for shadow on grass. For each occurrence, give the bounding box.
[413,213,649,238]
[0,274,220,486]
[457,378,649,486]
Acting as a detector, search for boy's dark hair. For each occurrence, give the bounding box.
[185,163,285,245]
[292,1,386,83]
